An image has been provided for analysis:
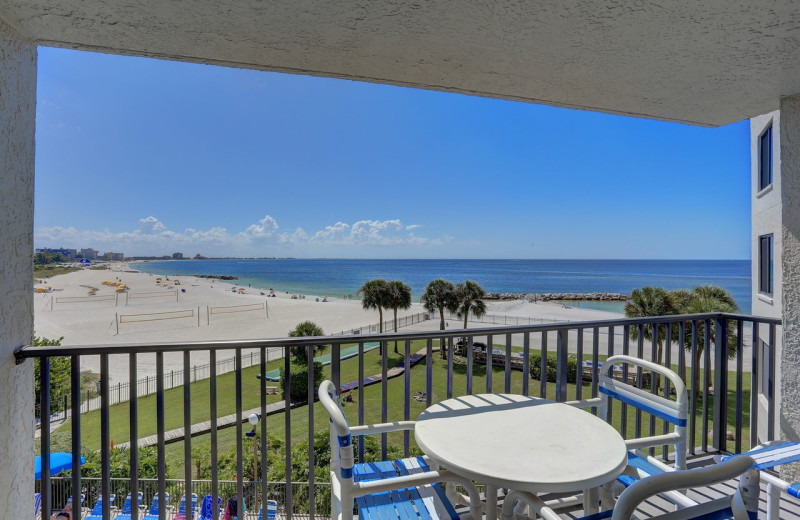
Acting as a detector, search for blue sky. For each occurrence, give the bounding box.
[34,47,751,259]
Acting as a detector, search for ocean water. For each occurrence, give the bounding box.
[133,259,752,314]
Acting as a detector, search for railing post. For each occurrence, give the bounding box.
[556,329,568,402]
[712,317,729,452]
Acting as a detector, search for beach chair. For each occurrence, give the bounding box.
[257,500,278,520]
[141,492,170,520]
[173,493,199,520]
[319,380,482,520]
[34,492,42,519]
[85,494,116,520]
[221,496,246,520]
[719,440,800,520]
[568,355,689,507]
[110,492,142,520]
[502,454,760,520]
[199,495,222,520]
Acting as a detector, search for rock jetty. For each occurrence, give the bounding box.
[192,274,238,280]
[485,292,628,302]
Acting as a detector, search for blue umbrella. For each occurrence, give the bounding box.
[35,452,85,480]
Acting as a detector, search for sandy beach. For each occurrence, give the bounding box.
[34,263,624,384]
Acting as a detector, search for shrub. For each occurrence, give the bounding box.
[280,361,324,402]
[529,353,578,384]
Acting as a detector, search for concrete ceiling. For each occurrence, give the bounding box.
[1,1,799,126]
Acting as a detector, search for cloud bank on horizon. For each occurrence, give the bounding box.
[35,215,452,257]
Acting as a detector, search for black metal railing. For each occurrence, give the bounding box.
[18,312,781,520]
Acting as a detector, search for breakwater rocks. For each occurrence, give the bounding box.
[192,274,238,280]
[486,292,629,302]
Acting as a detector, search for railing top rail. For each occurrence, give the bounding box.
[15,312,781,360]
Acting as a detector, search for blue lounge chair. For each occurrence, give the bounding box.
[34,493,41,519]
[257,500,278,520]
[199,495,222,520]
[111,492,142,520]
[173,493,199,520]
[142,493,170,520]
[320,380,482,520]
[85,494,116,520]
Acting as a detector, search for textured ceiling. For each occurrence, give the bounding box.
[2,0,800,126]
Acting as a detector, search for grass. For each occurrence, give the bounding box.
[34,265,82,279]
[49,340,752,477]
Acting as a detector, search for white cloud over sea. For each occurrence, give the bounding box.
[35,215,451,257]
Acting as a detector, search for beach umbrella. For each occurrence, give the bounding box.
[35,452,85,479]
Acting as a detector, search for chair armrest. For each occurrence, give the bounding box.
[349,421,415,436]
[612,456,756,520]
[354,469,482,520]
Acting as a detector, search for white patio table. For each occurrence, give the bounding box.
[415,393,628,519]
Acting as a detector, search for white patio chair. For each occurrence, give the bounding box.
[500,454,759,520]
[567,355,690,509]
[720,440,800,520]
[319,380,482,520]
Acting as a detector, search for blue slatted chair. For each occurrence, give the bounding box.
[34,493,42,519]
[257,499,278,520]
[141,493,170,520]
[502,455,760,520]
[85,494,116,520]
[173,493,199,520]
[568,355,690,507]
[721,441,800,520]
[319,380,482,520]
[199,495,222,520]
[111,492,142,520]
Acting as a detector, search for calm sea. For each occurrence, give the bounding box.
[133,259,752,314]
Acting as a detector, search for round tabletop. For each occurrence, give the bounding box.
[414,394,628,493]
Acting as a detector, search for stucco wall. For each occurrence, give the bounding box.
[780,95,800,480]
[751,111,783,442]
[0,16,36,518]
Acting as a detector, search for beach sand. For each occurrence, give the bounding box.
[34,263,623,384]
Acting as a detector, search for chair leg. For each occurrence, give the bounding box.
[766,483,780,520]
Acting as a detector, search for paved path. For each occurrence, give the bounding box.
[120,347,428,448]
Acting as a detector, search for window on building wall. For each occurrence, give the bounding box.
[759,234,773,296]
[759,124,773,190]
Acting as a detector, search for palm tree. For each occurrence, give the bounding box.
[288,320,325,364]
[421,279,459,359]
[454,280,487,330]
[625,286,678,371]
[357,279,390,332]
[675,285,739,396]
[387,280,412,353]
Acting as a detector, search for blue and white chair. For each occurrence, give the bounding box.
[320,380,482,520]
[721,441,800,520]
[257,499,278,520]
[502,454,760,520]
[34,492,42,519]
[111,492,143,520]
[85,494,116,520]
[142,492,170,520]
[173,493,199,520]
[569,355,689,500]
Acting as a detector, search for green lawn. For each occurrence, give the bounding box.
[49,340,752,478]
[34,265,82,280]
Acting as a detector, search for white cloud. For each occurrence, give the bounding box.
[35,215,450,256]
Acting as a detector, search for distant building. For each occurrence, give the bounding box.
[80,248,99,260]
[194,253,207,259]
[172,252,184,259]
[103,252,124,261]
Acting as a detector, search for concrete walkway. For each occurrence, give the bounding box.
[120,347,428,448]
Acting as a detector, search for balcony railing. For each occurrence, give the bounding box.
[17,312,781,520]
